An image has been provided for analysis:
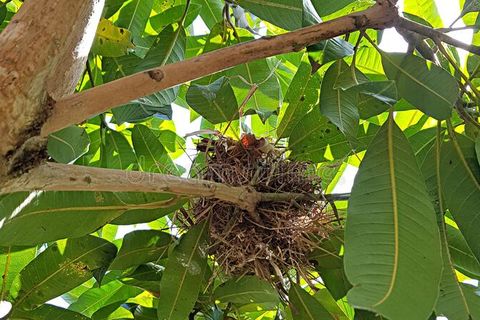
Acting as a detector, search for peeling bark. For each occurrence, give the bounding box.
[0,0,104,177]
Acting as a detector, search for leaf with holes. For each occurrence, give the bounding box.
[344,115,442,319]
[320,60,359,141]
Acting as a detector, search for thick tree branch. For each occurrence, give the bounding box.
[41,1,399,136]
[0,163,350,211]
[0,0,104,176]
[397,17,480,56]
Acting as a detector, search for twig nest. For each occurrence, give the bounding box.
[181,134,334,280]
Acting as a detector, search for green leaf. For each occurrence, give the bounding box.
[110,198,185,225]
[186,77,239,124]
[288,108,380,162]
[446,224,480,279]
[116,0,153,40]
[0,191,176,246]
[277,58,319,138]
[121,263,163,293]
[313,289,349,320]
[441,133,480,263]
[344,115,442,319]
[131,124,179,174]
[227,59,281,120]
[354,81,398,119]
[103,130,137,170]
[320,60,359,140]
[92,18,134,57]
[47,126,90,164]
[381,52,458,120]
[69,280,141,317]
[157,221,209,320]
[11,305,90,320]
[435,216,477,320]
[404,0,443,28]
[104,0,126,19]
[461,0,480,17]
[191,0,224,29]
[150,4,201,30]
[10,235,117,310]
[214,276,279,305]
[110,230,173,270]
[0,247,36,298]
[289,283,335,320]
[311,0,355,17]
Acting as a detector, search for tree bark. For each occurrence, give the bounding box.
[0,0,104,177]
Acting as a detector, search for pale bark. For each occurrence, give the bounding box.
[0,0,104,176]
[41,1,399,136]
[0,163,261,212]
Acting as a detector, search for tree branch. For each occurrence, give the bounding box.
[41,1,399,136]
[397,17,480,56]
[0,163,350,211]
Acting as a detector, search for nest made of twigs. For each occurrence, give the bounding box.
[177,134,335,281]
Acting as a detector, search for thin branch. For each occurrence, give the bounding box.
[41,2,398,136]
[397,17,480,56]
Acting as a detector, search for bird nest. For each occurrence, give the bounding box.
[177,134,334,281]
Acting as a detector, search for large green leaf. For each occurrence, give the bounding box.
[436,217,478,320]
[214,276,279,306]
[441,133,480,262]
[320,60,359,140]
[157,221,209,320]
[191,0,223,29]
[404,0,443,28]
[69,280,141,317]
[103,130,137,170]
[277,57,318,138]
[110,230,173,270]
[121,263,163,294]
[288,108,380,162]
[131,124,179,174]
[344,115,442,319]
[150,4,201,30]
[288,283,334,320]
[47,126,90,164]
[11,305,90,320]
[10,236,117,310]
[382,52,458,120]
[0,247,36,298]
[116,0,153,40]
[186,77,239,124]
[0,191,177,246]
[446,224,480,279]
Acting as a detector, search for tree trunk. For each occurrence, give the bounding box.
[0,0,104,177]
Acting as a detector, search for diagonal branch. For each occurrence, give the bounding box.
[41,1,399,136]
[397,17,480,56]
